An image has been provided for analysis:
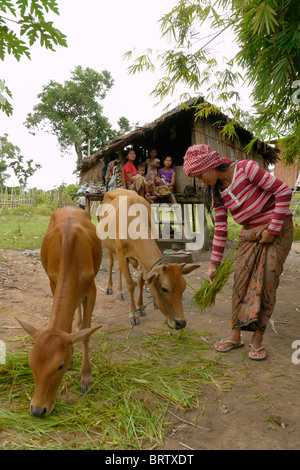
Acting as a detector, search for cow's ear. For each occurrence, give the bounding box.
[16,318,38,337]
[147,271,158,285]
[66,324,103,345]
[180,263,201,275]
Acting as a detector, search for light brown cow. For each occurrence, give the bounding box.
[97,189,200,329]
[17,207,102,417]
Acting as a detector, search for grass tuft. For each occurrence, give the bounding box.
[192,247,237,313]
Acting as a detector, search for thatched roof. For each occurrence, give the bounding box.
[76,97,278,175]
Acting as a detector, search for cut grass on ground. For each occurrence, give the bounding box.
[0,328,233,450]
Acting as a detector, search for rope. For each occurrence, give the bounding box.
[95,298,154,320]
[149,257,167,272]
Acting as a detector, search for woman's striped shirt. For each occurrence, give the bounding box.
[211,160,293,265]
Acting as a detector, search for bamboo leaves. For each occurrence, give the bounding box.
[249,3,278,36]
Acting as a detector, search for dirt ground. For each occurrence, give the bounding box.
[0,242,300,451]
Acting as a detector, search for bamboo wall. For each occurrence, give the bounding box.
[273,158,299,189]
[191,118,266,167]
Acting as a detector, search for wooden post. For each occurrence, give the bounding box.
[58,186,63,208]
[85,196,91,219]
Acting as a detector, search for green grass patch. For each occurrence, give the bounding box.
[0,213,51,251]
[0,328,232,450]
[0,207,98,251]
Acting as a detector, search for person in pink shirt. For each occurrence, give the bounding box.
[184,144,293,360]
[123,148,154,202]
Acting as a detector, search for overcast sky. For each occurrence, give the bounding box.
[1,0,247,190]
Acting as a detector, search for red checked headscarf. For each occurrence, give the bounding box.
[183,144,223,177]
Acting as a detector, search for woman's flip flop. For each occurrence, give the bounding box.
[214,338,244,353]
[249,343,267,361]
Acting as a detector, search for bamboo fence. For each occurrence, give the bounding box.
[0,187,61,209]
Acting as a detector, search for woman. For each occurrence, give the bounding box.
[123,148,153,201]
[154,156,176,198]
[158,156,176,189]
[183,144,293,360]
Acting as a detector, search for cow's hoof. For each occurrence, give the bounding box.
[137,308,146,317]
[129,317,140,326]
[117,294,125,300]
[104,288,113,295]
[81,382,93,394]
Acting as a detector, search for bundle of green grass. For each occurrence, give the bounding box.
[192,247,237,312]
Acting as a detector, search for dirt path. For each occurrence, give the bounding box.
[0,243,300,450]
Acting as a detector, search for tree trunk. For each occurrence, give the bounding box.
[75,143,83,166]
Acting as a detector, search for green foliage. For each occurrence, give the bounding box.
[293,224,300,242]
[0,0,67,115]
[0,133,41,187]
[33,202,56,215]
[125,0,300,163]
[12,204,36,215]
[24,66,120,164]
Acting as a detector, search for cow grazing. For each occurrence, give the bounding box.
[97,189,200,329]
[17,207,102,417]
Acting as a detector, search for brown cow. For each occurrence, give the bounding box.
[97,189,200,329]
[17,206,102,417]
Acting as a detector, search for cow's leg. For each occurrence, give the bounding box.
[136,271,146,317]
[118,253,139,325]
[116,257,125,300]
[105,249,114,294]
[80,283,97,392]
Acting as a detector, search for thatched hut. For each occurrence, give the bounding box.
[76,97,279,256]
[77,97,277,183]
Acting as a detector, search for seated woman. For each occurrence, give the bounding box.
[155,156,176,198]
[123,148,154,201]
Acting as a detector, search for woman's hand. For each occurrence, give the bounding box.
[207,263,218,285]
[127,172,133,183]
[259,230,275,244]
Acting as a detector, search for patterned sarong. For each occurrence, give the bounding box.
[232,218,293,334]
[155,185,174,198]
[127,175,145,195]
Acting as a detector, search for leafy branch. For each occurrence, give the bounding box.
[0,0,67,115]
[124,0,300,163]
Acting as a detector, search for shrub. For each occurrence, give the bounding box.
[35,203,56,216]
[0,206,11,215]
[12,205,36,216]
[293,224,300,242]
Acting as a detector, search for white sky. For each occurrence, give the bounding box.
[1,0,249,190]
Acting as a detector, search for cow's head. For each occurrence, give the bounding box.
[17,319,101,417]
[147,262,200,329]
